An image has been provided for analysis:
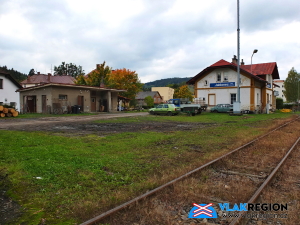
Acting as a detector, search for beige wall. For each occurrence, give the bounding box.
[20,86,120,113]
[151,87,174,102]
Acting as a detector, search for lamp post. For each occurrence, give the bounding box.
[251,49,258,74]
[298,78,300,111]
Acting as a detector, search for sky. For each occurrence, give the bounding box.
[1,0,299,83]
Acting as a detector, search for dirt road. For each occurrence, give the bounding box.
[0,112,211,136]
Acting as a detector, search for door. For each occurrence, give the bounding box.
[27,96,36,113]
[91,97,96,112]
[42,95,47,113]
[78,96,84,112]
[208,94,216,106]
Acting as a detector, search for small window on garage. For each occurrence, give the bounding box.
[59,95,67,100]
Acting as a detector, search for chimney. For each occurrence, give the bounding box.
[37,72,40,75]
[48,73,51,82]
[232,55,237,64]
[241,59,245,65]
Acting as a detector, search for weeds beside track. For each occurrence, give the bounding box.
[82,116,300,225]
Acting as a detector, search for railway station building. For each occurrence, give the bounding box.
[186,56,280,113]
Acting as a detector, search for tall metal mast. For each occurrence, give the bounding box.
[237,0,240,104]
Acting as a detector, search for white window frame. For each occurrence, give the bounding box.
[223,72,228,82]
[217,72,221,82]
[59,95,68,100]
[230,93,236,104]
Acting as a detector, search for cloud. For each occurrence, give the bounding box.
[0,0,299,82]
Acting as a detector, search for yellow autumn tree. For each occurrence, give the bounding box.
[75,61,111,86]
[106,68,143,100]
[174,85,193,101]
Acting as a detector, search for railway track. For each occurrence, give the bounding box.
[80,117,300,225]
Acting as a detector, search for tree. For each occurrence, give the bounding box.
[28,69,35,76]
[106,68,143,100]
[0,66,27,82]
[80,61,111,86]
[54,62,85,78]
[75,74,87,85]
[174,85,193,100]
[283,67,300,102]
[144,96,154,107]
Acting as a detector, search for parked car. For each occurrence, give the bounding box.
[149,104,181,116]
[210,104,233,113]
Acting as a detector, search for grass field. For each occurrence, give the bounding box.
[0,111,297,224]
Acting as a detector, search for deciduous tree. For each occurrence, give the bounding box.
[106,68,143,100]
[174,85,193,101]
[54,62,84,78]
[82,61,111,87]
[28,69,35,76]
[283,67,300,102]
[144,96,154,107]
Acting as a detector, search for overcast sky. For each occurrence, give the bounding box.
[1,0,299,83]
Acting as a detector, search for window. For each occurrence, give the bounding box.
[0,79,3,89]
[59,95,67,100]
[223,72,228,81]
[217,72,221,82]
[230,94,236,104]
[204,80,208,86]
[164,105,169,108]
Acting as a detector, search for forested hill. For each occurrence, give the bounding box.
[0,66,27,82]
[143,77,192,89]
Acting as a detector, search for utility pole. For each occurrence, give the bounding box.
[233,0,241,114]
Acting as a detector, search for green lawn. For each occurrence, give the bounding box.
[0,111,296,224]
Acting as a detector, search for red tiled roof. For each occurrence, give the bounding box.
[210,59,233,67]
[241,62,279,78]
[17,82,126,92]
[187,59,279,85]
[21,74,75,85]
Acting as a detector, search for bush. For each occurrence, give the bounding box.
[283,103,296,109]
[276,98,284,109]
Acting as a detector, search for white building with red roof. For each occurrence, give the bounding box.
[187,56,280,113]
[273,80,286,102]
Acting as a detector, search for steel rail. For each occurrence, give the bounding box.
[229,136,300,225]
[80,117,298,225]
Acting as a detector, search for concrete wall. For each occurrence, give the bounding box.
[19,86,120,113]
[0,74,20,110]
[151,87,174,101]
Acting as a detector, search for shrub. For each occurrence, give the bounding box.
[276,98,284,109]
